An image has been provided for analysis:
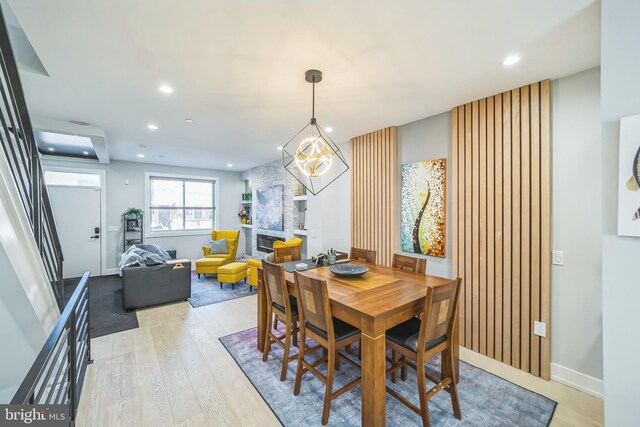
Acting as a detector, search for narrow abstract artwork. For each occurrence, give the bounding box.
[401,159,446,257]
[618,114,640,237]
[255,184,284,231]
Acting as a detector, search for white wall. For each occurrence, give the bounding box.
[0,242,48,403]
[601,1,640,424]
[42,158,244,271]
[551,68,603,392]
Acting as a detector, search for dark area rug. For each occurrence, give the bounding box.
[220,326,557,427]
[188,271,255,308]
[64,275,139,338]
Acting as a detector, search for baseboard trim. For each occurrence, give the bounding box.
[102,267,119,276]
[551,363,604,398]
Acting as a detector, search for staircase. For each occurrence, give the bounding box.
[0,5,92,425]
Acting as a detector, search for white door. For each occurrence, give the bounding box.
[48,186,101,278]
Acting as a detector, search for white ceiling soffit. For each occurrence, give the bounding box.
[31,117,110,164]
[8,0,600,171]
[0,0,47,76]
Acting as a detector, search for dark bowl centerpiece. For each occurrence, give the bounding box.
[329,263,369,278]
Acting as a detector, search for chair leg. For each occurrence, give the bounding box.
[197,273,201,279]
[416,359,431,427]
[446,348,462,420]
[401,355,408,381]
[280,321,292,381]
[294,330,306,396]
[322,349,335,425]
[262,309,272,362]
[391,350,398,383]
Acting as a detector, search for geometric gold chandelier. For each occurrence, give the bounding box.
[282,69,349,195]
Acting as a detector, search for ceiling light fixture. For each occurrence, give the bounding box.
[227,163,233,167]
[185,118,193,123]
[324,127,333,133]
[48,147,55,152]
[82,151,89,155]
[147,124,158,130]
[137,153,145,158]
[282,69,349,196]
[277,146,283,150]
[158,84,173,94]
[503,55,521,66]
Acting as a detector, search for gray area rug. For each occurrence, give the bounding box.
[220,326,556,427]
[188,271,255,308]
[64,275,139,338]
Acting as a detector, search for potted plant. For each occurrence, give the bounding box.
[238,207,249,224]
[124,207,143,218]
[326,248,337,265]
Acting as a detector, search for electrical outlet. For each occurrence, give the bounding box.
[552,250,564,266]
[534,321,546,337]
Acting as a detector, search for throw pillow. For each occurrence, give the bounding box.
[209,238,228,255]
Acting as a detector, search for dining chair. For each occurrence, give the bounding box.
[261,260,299,381]
[349,247,377,264]
[385,278,462,427]
[273,245,302,263]
[293,272,362,425]
[392,253,426,274]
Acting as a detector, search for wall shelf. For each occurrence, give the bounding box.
[293,195,308,201]
[240,224,253,229]
[293,229,308,236]
[241,201,252,204]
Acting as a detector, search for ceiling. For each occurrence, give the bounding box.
[8,0,600,171]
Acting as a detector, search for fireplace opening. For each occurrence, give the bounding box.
[256,233,279,253]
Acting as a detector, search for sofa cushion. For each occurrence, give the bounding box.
[209,238,228,255]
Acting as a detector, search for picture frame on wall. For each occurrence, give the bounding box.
[126,218,139,232]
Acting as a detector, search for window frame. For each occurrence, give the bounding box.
[145,172,219,238]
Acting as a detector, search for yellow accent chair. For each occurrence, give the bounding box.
[247,237,303,290]
[196,230,240,277]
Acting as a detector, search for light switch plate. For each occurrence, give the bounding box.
[534,321,547,337]
[552,250,564,266]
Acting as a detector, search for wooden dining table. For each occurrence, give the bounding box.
[256,261,459,427]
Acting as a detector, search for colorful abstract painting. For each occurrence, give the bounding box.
[401,159,446,257]
[617,114,640,237]
[255,184,284,231]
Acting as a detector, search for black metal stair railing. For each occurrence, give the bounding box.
[0,5,65,308]
[11,273,93,426]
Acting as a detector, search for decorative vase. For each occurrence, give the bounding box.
[241,217,247,224]
[327,254,336,265]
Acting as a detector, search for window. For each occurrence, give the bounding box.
[146,173,218,235]
[44,171,101,187]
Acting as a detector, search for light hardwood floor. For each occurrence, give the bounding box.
[76,295,603,426]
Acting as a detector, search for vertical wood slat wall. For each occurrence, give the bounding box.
[351,126,398,267]
[451,81,551,379]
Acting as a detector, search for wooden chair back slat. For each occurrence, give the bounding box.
[349,247,377,265]
[294,272,333,340]
[392,253,426,274]
[273,245,302,264]
[419,278,461,346]
[262,260,290,311]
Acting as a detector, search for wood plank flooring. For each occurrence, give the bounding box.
[76,294,603,426]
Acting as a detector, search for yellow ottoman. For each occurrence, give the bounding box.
[217,262,249,290]
[196,257,228,278]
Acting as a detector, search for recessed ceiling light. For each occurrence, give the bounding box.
[227,163,233,167]
[503,55,521,66]
[48,147,55,152]
[147,124,158,130]
[277,146,283,150]
[137,153,145,158]
[158,84,173,94]
[324,127,333,133]
[185,118,193,123]
[82,151,89,155]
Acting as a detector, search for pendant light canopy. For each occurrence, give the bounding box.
[282,70,349,196]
